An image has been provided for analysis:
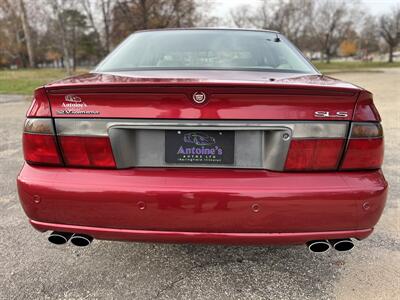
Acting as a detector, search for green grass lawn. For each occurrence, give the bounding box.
[314,61,400,72]
[0,62,399,95]
[0,68,88,95]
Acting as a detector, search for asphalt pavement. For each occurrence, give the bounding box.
[0,69,399,299]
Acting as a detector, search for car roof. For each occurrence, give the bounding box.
[134,27,280,35]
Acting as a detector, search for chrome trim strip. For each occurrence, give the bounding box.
[54,119,348,139]
[292,123,348,139]
[54,119,349,171]
[24,118,54,134]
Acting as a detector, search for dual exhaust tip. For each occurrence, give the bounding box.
[48,232,354,252]
[48,231,93,247]
[307,239,355,253]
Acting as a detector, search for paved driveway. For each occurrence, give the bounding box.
[0,69,399,299]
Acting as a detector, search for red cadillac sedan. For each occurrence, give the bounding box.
[17,29,387,253]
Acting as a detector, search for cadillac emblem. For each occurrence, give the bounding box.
[192,91,206,104]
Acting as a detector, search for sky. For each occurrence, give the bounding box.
[212,0,400,19]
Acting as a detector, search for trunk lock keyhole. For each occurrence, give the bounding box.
[283,133,290,141]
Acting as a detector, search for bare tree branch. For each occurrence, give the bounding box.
[380,6,400,62]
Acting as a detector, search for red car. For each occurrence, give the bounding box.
[17,29,387,253]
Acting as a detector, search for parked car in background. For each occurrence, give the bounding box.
[18,29,387,253]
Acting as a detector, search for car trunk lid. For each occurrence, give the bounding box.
[45,71,360,120]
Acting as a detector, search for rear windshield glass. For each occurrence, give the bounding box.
[96,30,316,73]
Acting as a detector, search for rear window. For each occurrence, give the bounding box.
[96,29,316,74]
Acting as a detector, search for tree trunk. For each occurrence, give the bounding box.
[101,0,111,53]
[174,0,181,27]
[388,45,394,63]
[82,0,105,56]
[323,32,331,64]
[52,1,72,74]
[104,22,111,53]
[72,25,77,71]
[18,0,35,68]
[140,0,148,29]
[325,48,331,64]
[60,30,72,74]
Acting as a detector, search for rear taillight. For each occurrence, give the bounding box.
[23,89,62,165]
[23,119,62,165]
[283,122,348,171]
[340,123,383,170]
[23,134,62,165]
[59,136,116,168]
[23,118,116,168]
[285,139,345,171]
[26,88,52,117]
[353,91,381,122]
[284,122,383,171]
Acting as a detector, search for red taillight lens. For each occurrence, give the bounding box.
[23,133,62,165]
[26,88,52,117]
[285,139,344,171]
[340,123,383,170]
[24,118,116,168]
[341,139,383,169]
[59,136,116,168]
[354,91,381,122]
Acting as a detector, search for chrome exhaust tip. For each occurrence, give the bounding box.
[48,231,73,245]
[306,240,331,253]
[70,234,93,247]
[329,239,354,252]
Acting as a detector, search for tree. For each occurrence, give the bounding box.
[101,0,114,53]
[81,0,104,55]
[62,9,88,70]
[192,0,219,27]
[17,0,35,67]
[360,16,380,58]
[0,0,35,67]
[230,0,317,51]
[380,6,400,63]
[110,0,202,45]
[230,4,252,28]
[311,0,357,63]
[268,0,315,48]
[50,0,73,74]
[81,0,115,55]
[340,40,358,57]
[0,0,20,66]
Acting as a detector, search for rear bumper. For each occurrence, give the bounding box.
[18,164,388,245]
[30,220,373,245]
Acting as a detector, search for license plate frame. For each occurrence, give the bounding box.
[165,130,235,165]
